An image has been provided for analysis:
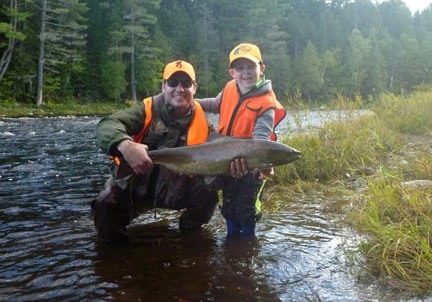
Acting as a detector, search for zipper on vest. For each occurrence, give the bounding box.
[226,95,245,136]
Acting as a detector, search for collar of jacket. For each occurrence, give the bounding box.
[159,95,193,132]
[237,79,273,99]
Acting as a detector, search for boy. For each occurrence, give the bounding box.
[199,43,286,237]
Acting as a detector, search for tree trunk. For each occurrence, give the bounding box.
[0,0,17,82]
[130,43,137,102]
[36,0,47,107]
[129,7,137,103]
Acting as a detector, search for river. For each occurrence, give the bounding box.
[0,115,424,301]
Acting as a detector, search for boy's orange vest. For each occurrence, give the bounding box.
[134,97,209,145]
[218,80,286,140]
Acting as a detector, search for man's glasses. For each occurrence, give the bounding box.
[166,78,193,88]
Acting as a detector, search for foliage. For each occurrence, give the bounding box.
[100,58,127,101]
[2,0,432,103]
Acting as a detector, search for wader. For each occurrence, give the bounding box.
[91,164,218,243]
[220,171,265,237]
[92,96,217,243]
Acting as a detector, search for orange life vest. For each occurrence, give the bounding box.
[133,96,209,145]
[218,80,286,140]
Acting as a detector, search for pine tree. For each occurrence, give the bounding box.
[0,0,27,82]
[36,0,88,105]
[121,0,160,101]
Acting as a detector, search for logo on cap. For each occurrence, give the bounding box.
[234,45,253,55]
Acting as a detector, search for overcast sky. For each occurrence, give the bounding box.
[401,0,432,14]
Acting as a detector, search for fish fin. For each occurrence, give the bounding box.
[206,132,225,142]
[206,132,248,143]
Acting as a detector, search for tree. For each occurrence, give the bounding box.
[379,0,413,38]
[36,0,88,105]
[348,28,370,97]
[121,0,159,101]
[293,41,322,102]
[245,0,292,97]
[193,0,221,96]
[0,0,27,82]
[36,0,47,106]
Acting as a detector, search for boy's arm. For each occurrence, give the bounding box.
[253,109,275,140]
[197,92,222,113]
[251,109,276,178]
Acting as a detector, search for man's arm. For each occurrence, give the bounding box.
[197,92,222,113]
[96,103,146,155]
[96,102,155,175]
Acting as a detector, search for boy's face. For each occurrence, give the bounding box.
[229,58,263,94]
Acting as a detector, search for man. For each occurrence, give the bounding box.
[92,60,218,244]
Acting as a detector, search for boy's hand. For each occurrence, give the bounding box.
[258,167,274,179]
[230,158,248,178]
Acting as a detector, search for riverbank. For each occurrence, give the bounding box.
[0,99,128,117]
[269,90,432,295]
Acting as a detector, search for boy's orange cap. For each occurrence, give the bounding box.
[229,43,263,67]
[163,60,196,81]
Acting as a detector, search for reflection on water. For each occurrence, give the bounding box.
[0,116,423,301]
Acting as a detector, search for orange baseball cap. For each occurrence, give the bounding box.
[229,43,263,67]
[163,60,196,81]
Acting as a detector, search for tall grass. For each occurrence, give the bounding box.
[275,113,401,183]
[374,90,432,135]
[274,89,432,294]
[348,90,432,294]
[351,171,432,293]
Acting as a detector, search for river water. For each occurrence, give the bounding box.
[0,115,425,301]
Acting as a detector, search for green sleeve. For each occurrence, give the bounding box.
[96,102,146,155]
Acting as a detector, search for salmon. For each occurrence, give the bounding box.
[148,136,301,176]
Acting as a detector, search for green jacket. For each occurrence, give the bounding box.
[96,93,202,156]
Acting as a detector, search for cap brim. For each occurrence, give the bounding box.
[230,55,260,67]
[164,70,195,81]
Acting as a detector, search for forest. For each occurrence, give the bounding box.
[1,0,432,105]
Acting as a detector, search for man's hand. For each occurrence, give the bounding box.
[230,158,248,178]
[117,140,153,175]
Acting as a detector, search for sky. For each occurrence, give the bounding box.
[401,0,432,14]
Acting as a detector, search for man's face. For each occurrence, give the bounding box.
[229,58,263,94]
[162,72,196,111]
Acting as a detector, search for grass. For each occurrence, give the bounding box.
[0,99,128,117]
[268,89,432,295]
[274,113,401,183]
[373,89,432,135]
[350,171,432,293]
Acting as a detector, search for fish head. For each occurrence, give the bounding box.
[257,140,302,167]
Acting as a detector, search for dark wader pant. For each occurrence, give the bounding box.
[91,166,218,243]
[220,172,265,235]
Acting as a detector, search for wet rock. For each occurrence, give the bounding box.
[400,179,432,190]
